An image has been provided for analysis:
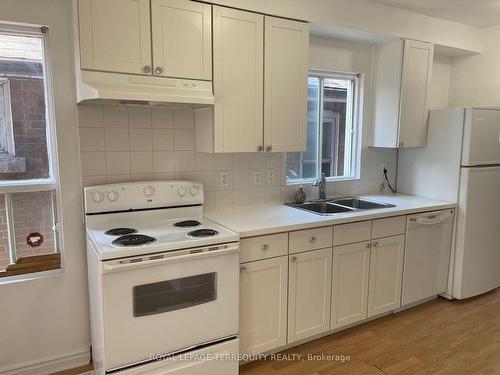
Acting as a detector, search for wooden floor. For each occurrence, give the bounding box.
[240,289,500,375]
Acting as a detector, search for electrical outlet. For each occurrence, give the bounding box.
[219,172,229,187]
[253,170,263,185]
[266,169,276,185]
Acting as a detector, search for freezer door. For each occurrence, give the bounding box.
[462,108,500,166]
[454,166,500,298]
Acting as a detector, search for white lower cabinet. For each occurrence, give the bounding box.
[331,242,371,329]
[239,256,288,354]
[288,248,332,343]
[367,235,405,318]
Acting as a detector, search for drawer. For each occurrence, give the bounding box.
[240,233,288,263]
[372,216,406,239]
[333,221,371,246]
[289,226,332,254]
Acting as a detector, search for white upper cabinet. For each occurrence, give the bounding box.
[367,235,405,318]
[195,11,309,153]
[78,0,152,75]
[371,39,434,148]
[264,16,309,152]
[211,6,264,153]
[151,0,212,80]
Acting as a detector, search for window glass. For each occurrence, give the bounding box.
[0,33,50,181]
[286,72,360,184]
[0,191,57,272]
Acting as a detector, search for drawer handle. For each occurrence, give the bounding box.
[262,244,269,251]
[309,236,316,243]
[291,256,297,263]
[240,265,247,273]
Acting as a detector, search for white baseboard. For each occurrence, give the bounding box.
[0,348,90,375]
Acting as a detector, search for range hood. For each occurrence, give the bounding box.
[75,70,214,108]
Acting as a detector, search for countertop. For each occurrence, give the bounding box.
[205,194,456,238]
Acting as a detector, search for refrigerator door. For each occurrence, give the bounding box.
[453,166,500,299]
[462,108,500,166]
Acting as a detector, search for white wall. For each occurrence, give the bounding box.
[450,25,500,107]
[209,0,481,53]
[0,0,90,374]
[430,54,453,109]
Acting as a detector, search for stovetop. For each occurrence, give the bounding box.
[86,215,239,260]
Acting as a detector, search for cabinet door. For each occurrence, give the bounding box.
[78,0,151,75]
[331,242,370,329]
[151,0,212,80]
[399,40,434,148]
[367,235,405,318]
[264,16,308,152]
[240,257,288,355]
[288,248,332,343]
[213,7,264,153]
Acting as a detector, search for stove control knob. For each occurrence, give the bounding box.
[107,190,119,202]
[92,191,104,203]
[190,186,200,196]
[177,186,187,197]
[143,185,155,197]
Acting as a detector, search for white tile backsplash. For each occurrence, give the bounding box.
[129,107,152,128]
[78,105,396,209]
[103,106,128,127]
[152,128,174,151]
[130,128,153,151]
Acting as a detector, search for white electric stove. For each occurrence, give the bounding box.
[84,181,240,375]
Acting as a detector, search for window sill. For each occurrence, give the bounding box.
[0,154,26,173]
[0,253,61,281]
[286,176,360,186]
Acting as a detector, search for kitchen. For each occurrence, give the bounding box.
[0,0,500,374]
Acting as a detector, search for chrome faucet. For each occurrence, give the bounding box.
[313,173,327,200]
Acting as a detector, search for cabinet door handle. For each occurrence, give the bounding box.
[373,241,379,247]
[154,66,163,75]
[309,236,316,243]
[291,256,297,263]
[266,145,272,152]
[262,244,269,251]
[142,65,151,74]
[240,265,247,273]
[365,243,371,249]
[257,145,264,152]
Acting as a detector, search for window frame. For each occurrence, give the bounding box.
[0,23,62,281]
[286,69,362,185]
[0,77,15,154]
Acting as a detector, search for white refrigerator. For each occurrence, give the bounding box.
[398,107,500,299]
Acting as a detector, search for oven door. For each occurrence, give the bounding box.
[101,243,239,371]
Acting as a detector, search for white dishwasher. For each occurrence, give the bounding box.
[401,209,455,306]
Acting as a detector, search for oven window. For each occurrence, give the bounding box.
[133,272,217,317]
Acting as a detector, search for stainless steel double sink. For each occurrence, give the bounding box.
[286,197,395,216]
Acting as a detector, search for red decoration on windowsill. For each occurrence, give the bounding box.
[26,232,44,248]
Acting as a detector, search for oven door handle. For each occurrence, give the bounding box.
[102,245,239,273]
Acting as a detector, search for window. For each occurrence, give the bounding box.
[286,70,361,184]
[0,25,61,278]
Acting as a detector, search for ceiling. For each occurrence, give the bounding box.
[365,0,500,27]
